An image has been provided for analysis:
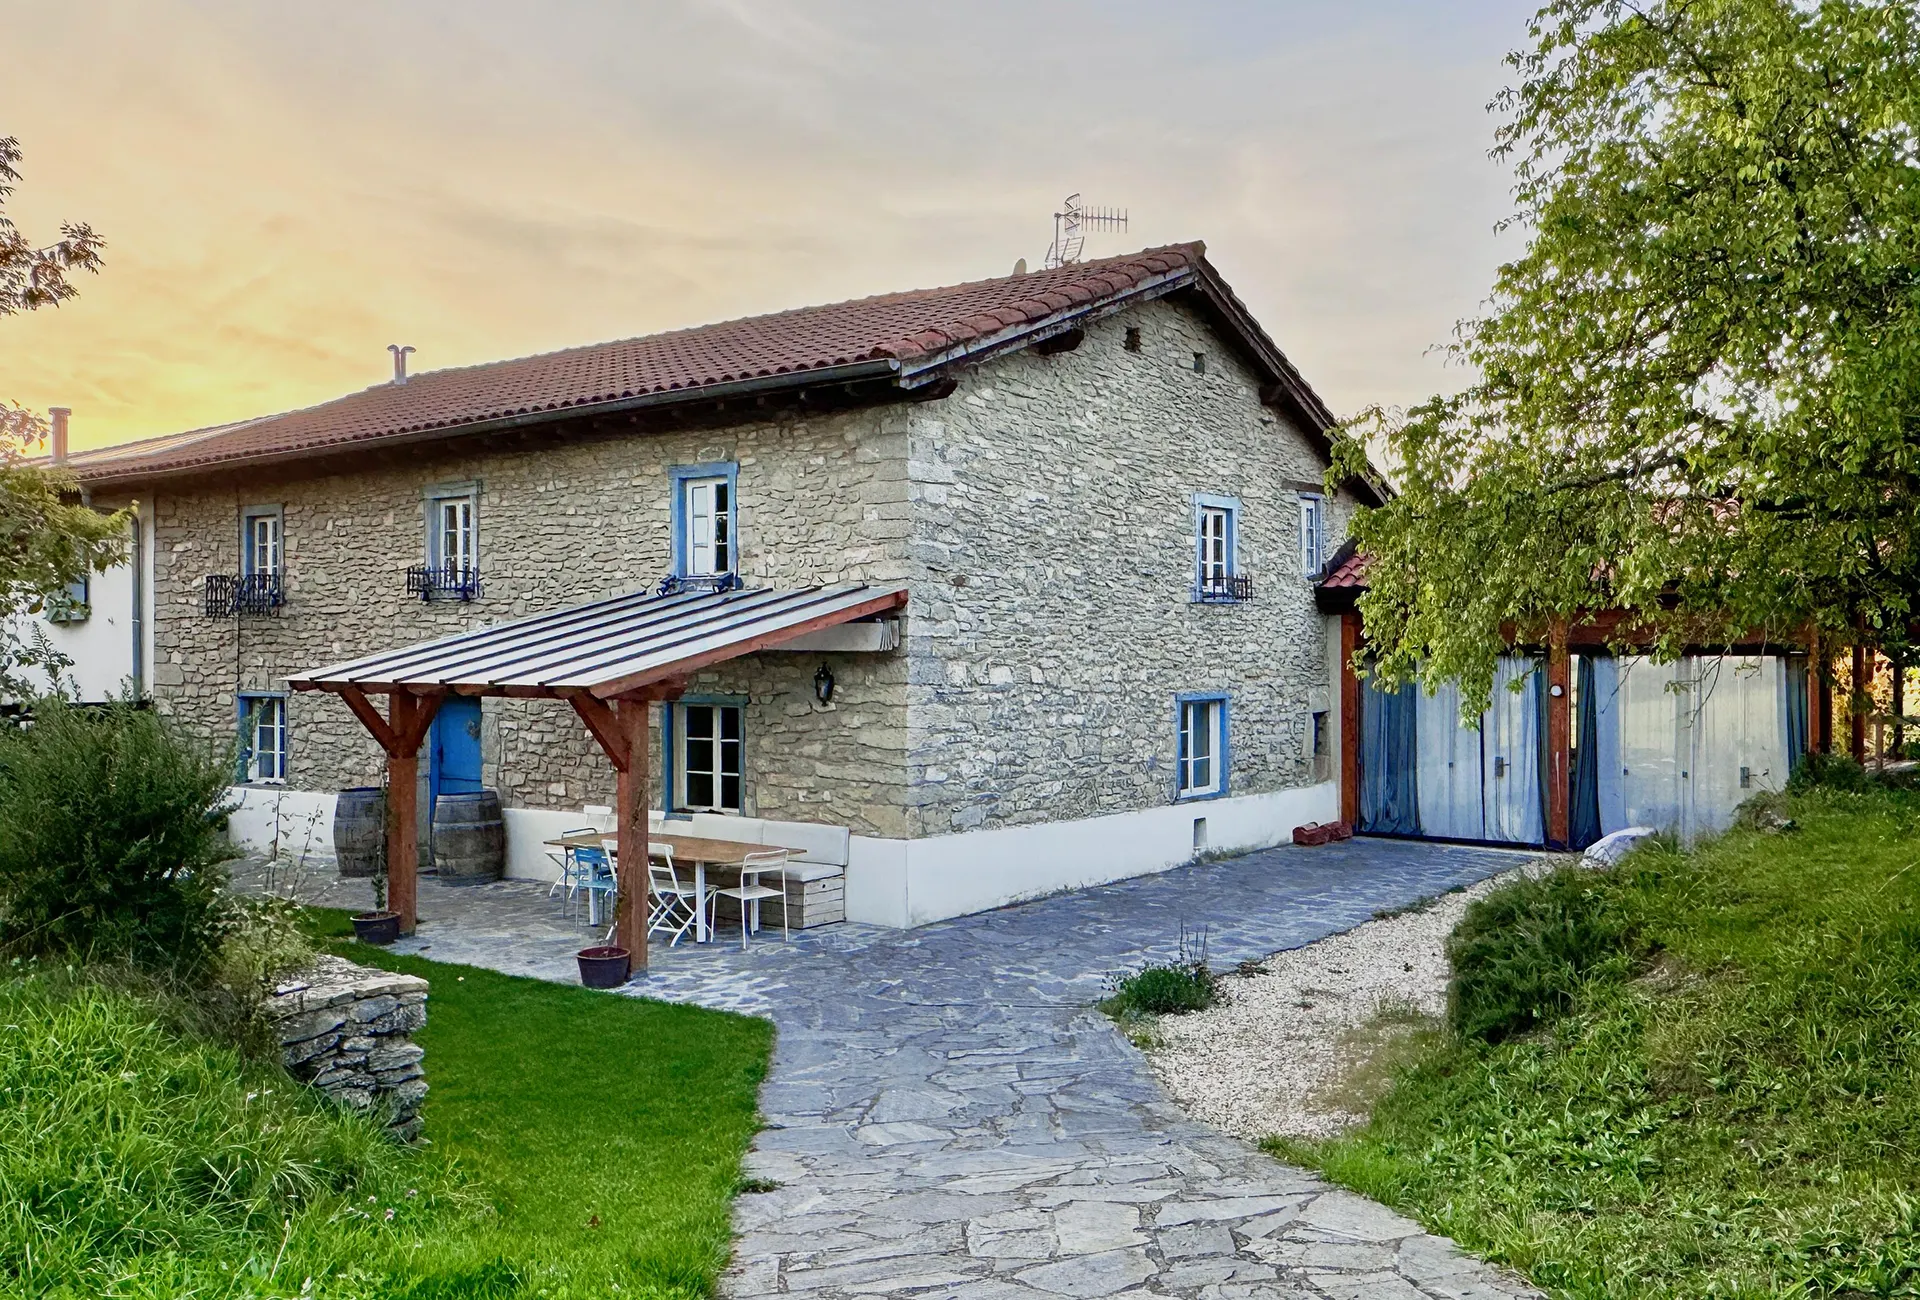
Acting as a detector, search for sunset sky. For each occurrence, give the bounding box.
[3,1,1538,452]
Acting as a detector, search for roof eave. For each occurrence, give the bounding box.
[74,357,904,488]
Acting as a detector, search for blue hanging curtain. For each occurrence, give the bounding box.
[1785,656,1809,773]
[1569,655,1603,848]
[1360,677,1421,835]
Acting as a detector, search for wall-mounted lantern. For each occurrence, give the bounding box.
[813,663,836,706]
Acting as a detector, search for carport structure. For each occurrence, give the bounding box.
[289,582,907,970]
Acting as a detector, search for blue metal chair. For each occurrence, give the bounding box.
[579,848,619,937]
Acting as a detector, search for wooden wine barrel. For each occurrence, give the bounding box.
[431,790,505,886]
[333,787,386,879]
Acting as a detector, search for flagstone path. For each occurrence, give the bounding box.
[249,837,1544,1298]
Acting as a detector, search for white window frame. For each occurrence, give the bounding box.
[1299,493,1326,577]
[675,701,744,814]
[242,695,287,784]
[1176,695,1228,800]
[681,476,732,578]
[434,494,476,574]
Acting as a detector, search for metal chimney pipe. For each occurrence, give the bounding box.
[388,344,415,385]
[49,407,70,464]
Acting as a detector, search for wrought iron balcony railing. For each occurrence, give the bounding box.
[656,571,742,597]
[407,564,484,601]
[204,573,285,618]
[1194,573,1254,603]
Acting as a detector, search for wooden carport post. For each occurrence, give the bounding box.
[570,691,655,973]
[1545,620,1571,850]
[335,685,443,936]
[1338,612,1362,827]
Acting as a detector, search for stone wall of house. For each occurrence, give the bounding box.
[900,295,1353,836]
[147,409,913,836]
[264,954,429,1140]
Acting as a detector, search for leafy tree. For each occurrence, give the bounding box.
[0,134,124,699]
[1337,0,1920,712]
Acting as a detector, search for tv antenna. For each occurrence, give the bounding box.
[1044,193,1128,268]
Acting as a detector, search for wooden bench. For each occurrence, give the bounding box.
[675,815,850,930]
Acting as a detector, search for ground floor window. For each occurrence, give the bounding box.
[1176,694,1228,799]
[675,701,743,813]
[240,694,287,783]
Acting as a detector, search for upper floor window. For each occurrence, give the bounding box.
[1192,493,1247,602]
[242,506,282,578]
[1176,693,1228,800]
[432,492,476,574]
[240,693,287,783]
[1299,493,1326,577]
[670,463,738,579]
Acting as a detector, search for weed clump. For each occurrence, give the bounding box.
[1102,926,1222,1023]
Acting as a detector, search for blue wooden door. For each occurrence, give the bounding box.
[429,696,484,816]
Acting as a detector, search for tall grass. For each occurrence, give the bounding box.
[0,970,452,1299]
[1273,784,1920,1297]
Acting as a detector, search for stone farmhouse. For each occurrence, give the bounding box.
[51,243,1381,926]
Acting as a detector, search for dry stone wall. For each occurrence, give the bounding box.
[899,296,1351,836]
[264,954,429,1140]
[147,410,913,835]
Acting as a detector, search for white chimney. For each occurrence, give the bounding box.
[49,407,70,464]
[388,344,416,385]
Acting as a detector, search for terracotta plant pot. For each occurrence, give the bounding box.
[352,911,402,945]
[576,945,632,989]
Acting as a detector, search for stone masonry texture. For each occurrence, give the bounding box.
[900,297,1354,835]
[140,292,1347,842]
[263,953,429,1140]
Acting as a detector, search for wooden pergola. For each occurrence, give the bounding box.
[289,582,907,971]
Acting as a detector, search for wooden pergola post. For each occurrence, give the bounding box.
[570,690,659,973]
[334,685,442,935]
[1545,621,1571,850]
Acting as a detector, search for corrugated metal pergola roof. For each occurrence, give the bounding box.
[289,582,907,699]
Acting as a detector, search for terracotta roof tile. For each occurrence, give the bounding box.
[1319,547,1372,590]
[73,243,1206,483]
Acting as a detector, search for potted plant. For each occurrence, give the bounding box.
[352,859,402,945]
[576,944,631,988]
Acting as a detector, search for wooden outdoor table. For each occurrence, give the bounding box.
[543,830,802,943]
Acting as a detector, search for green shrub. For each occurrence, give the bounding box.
[0,699,237,979]
[1446,866,1644,1042]
[1788,751,1872,793]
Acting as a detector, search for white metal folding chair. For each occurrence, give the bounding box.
[549,826,602,910]
[712,849,790,950]
[646,843,707,948]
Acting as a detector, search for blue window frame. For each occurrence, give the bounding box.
[669,462,739,579]
[1175,692,1229,801]
[240,505,283,578]
[424,481,479,574]
[238,692,289,784]
[662,693,747,816]
[1299,492,1327,577]
[1192,493,1242,602]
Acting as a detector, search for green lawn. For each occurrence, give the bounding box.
[347,945,774,1299]
[1272,783,1920,1298]
[0,928,773,1300]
